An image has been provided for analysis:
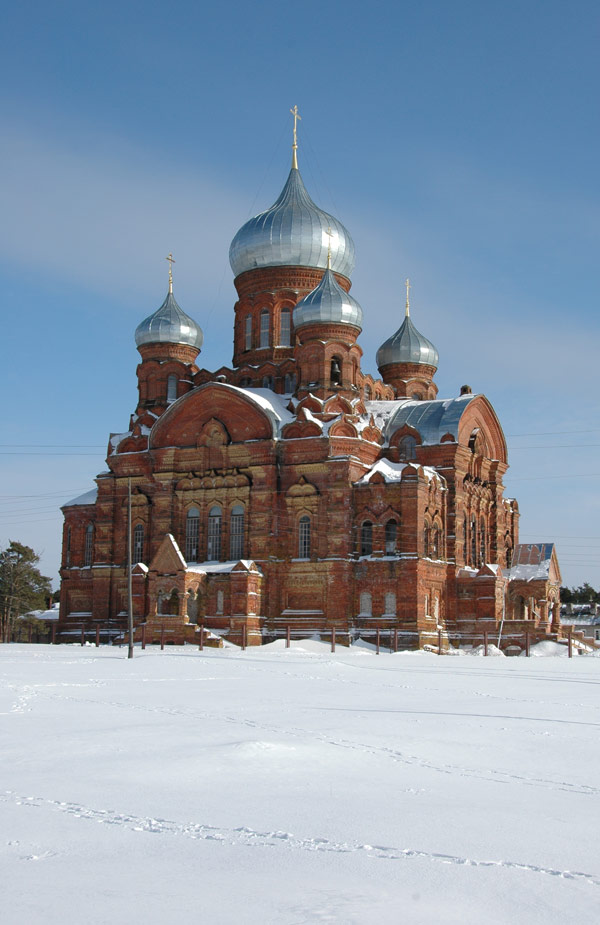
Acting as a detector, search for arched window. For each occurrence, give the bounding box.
[479,517,486,564]
[298,515,311,558]
[207,506,222,561]
[216,590,224,614]
[330,356,342,386]
[65,526,71,567]
[431,525,440,558]
[133,524,144,563]
[423,522,430,557]
[384,592,396,615]
[260,309,270,348]
[84,524,94,567]
[463,515,468,559]
[360,521,373,556]
[167,374,177,402]
[506,541,513,569]
[411,392,423,401]
[385,519,397,555]
[398,435,417,461]
[245,315,252,351]
[364,385,372,400]
[230,505,244,560]
[279,309,291,346]
[470,517,477,566]
[185,507,200,562]
[284,373,294,393]
[161,589,178,615]
[359,592,372,616]
[239,377,252,387]
[262,375,274,390]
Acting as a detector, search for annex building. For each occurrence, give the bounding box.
[59,122,562,649]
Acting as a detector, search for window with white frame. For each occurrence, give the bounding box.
[207,506,222,561]
[260,309,269,348]
[384,591,396,615]
[298,515,311,558]
[279,309,291,346]
[185,507,200,562]
[230,505,244,560]
[167,374,177,402]
[245,315,252,351]
[359,591,372,616]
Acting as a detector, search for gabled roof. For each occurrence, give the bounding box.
[507,543,561,584]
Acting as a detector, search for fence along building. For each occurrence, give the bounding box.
[59,120,562,649]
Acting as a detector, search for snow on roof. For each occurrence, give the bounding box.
[354,458,445,486]
[63,487,98,507]
[186,559,262,575]
[222,385,295,437]
[507,543,555,582]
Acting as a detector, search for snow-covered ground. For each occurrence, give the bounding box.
[1,641,599,924]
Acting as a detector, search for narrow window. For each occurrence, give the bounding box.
[66,525,71,567]
[470,517,477,566]
[431,526,440,558]
[330,356,342,386]
[384,592,396,615]
[360,521,373,556]
[167,374,177,402]
[230,505,244,560]
[216,590,224,614]
[207,506,222,561]
[260,309,270,348]
[480,517,486,564]
[187,590,198,623]
[298,515,311,558]
[398,435,417,461]
[133,523,144,563]
[284,373,293,393]
[423,523,430,557]
[385,519,397,555]
[280,309,291,346]
[359,591,372,616]
[185,507,200,562]
[245,315,252,351]
[84,524,94,567]
[364,385,371,400]
[262,375,274,389]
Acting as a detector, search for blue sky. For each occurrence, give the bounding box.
[1,0,599,589]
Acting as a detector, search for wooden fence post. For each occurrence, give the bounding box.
[376,627,380,655]
[286,625,290,648]
[331,627,336,653]
[525,630,530,657]
[568,630,573,658]
[95,625,100,647]
[199,624,204,651]
[393,628,398,653]
[141,624,146,650]
[81,625,85,646]
[160,625,165,650]
[484,631,488,656]
[52,623,57,645]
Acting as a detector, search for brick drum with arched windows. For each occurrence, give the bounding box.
[59,134,562,650]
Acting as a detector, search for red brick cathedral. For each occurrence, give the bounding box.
[59,127,561,648]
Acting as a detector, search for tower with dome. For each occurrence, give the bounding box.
[58,115,562,650]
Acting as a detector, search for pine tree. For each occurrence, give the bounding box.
[0,542,52,643]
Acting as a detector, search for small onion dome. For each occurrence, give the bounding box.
[376,314,438,369]
[293,267,363,331]
[135,289,203,350]
[229,166,355,280]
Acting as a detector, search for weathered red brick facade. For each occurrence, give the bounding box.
[59,149,561,649]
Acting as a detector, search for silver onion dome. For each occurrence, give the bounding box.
[229,166,355,279]
[135,289,204,351]
[293,267,363,331]
[376,313,438,369]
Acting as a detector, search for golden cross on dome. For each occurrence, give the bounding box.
[325,226,334,269]
[166,252,175,293]
[290,104,301,168]
[405,278,411,317]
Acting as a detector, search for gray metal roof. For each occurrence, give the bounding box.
[384,394,475,444]
[293,268,363,331]
[376,314,439,369]
[229,166,355,279]
[135,290,204,350]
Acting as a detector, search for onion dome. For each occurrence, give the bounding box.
[293,267,363,331]
[229,163,355,280]
[135,273,203,351]
[376,282,438,369]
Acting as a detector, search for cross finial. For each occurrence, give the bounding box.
[325,226,334,269]
[290,105,301,169]
[405,278,411,317]
[166,253,175,294]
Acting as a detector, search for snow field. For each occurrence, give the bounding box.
[1,641,599,924]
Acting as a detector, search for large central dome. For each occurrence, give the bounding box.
[229,164,355,280]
